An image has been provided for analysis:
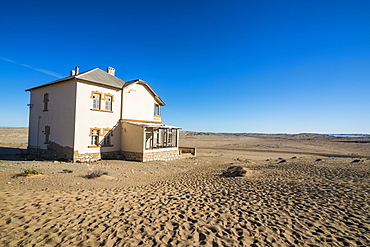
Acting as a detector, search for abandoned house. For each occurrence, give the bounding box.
[26,66,191,162]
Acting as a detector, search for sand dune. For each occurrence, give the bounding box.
[0,129,370,246]
[1,157,369,246]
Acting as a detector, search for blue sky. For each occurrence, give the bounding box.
[1,0,369,133]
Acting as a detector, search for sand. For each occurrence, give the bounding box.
[0,128,369,246]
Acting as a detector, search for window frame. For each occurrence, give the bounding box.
[104,94,114,111]
[145,128,178,150]
[90,91,114,113]
[102,128,113,146]
[154,104,160,116]
[43,93,49,111]
[89,127,101,147]
[44,125,50,144]
[91,91,102,110]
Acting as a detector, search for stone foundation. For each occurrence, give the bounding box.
[121,151,144,162]
[73,152,101,162]
[28,147,180,163]
[121,150,180,162]
[143,150,179,162]
[27,147,73,161]
[101,151,124,160]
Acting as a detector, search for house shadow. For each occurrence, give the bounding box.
[0,147,28,161]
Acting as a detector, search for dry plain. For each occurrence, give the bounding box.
[0,128,369,246]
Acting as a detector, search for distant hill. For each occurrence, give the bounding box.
[181,131,370,138]
[331,134,370,137]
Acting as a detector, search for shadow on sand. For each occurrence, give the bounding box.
[0,147,28,161]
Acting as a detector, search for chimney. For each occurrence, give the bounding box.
[107,67,115,76]
[70,70,76,76]
[75,66,80,75]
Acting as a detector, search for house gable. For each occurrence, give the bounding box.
[123,79,165,106]
[121,81,163,123]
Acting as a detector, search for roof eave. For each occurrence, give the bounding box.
[25,76,75,91]
[122,120,181,129]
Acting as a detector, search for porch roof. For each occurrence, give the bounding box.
[122,121,181,129]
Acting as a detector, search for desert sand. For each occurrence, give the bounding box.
[0,128,369,246]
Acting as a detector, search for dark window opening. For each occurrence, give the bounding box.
[103,129,112,145]
[44,125,50,143]
[43,93,49,111]
[154,105,160,116]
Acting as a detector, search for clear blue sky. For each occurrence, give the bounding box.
[1,0,369,133]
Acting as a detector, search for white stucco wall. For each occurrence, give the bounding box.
[28,80,77,152]
[73,81,122,154]
[28,77,170,160]
[121,122,144,153]
[122,83,160,122]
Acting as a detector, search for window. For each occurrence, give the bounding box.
[103,128,112,145]
[168,129,173,146]
[90,128,100,146]
[92,93,101,110]
[159,129,166,147]
[105,95,112,111]
[91,92,113,112]
[171,129,177,147]
[145,128,177,149]
[145,130,153,149]
[43,93,49,111]
[44,126,50,143]
[154,105,160,116]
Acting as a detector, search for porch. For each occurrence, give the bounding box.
[121,121,182,162]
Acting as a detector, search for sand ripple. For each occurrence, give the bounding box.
[1,158,369,246]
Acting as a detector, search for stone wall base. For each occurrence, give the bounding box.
[143,150,179,162]
[73,152,101,162]
[121,151,144,162]
[121,150,180,162]
[27,147,73,161]
[28,148,180,163]
[101,151,124,160]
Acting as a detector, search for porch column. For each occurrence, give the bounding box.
[165,128,168,148]
[151,128,154,149]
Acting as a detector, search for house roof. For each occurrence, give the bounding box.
[25,68,126,91]
[77,68,126,88]
[25,67,166,105]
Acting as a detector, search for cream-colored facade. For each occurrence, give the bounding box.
[26,67,182,162]
[122,83,161,122]
[74,82,122,156]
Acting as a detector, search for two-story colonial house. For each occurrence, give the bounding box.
[26,66,182,162]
